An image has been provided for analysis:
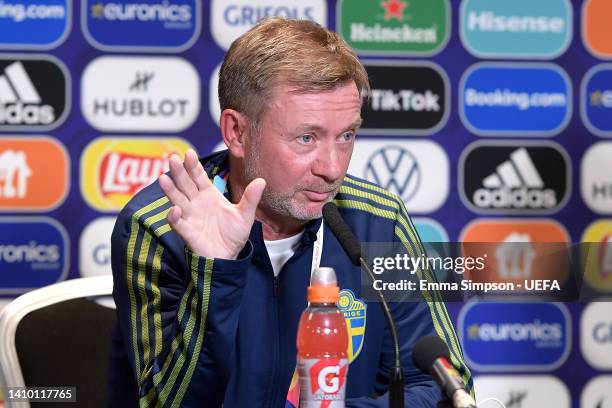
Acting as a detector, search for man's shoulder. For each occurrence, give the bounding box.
[336,174,406,221]
[115,179,170,232]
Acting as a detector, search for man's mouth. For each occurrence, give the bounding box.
[303,189,335,202]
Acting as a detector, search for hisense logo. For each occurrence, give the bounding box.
[466,11,565,33]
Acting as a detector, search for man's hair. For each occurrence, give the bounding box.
[218,18,370,131]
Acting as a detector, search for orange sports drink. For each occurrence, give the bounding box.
[296,267,349,408]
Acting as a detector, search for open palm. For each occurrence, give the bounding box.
[159,150,265,260]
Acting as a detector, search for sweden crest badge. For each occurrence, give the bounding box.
[338,289,367,364]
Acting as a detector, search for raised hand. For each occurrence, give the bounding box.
[159,149,265,260]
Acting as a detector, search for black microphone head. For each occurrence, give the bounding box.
[322,202,361,266]
[412,335,451,373]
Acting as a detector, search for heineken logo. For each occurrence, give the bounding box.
[337,0,450,55]
[381,0,408,21]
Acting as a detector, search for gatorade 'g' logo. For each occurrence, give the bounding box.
[317,366,340,393]
[308,358,348,399]
[338,289,367,363]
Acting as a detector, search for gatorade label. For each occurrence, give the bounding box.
[297,357,348,407]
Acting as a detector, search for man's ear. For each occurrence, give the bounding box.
[220,109,249,158]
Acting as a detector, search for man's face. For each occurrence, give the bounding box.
[243,81,362,222]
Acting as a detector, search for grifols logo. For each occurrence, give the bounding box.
[81,137,193,211]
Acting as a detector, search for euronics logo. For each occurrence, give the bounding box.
[581,64,612,137]
[337,0,450,56]
[0,217,69,294]
[460,62,571,136]
[460,0,571,59]
[82,0,201,51]
[0,0,70,49]
[459,302,571,371]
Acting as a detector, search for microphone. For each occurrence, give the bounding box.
[412,336,476,408]
[322,202,404,408]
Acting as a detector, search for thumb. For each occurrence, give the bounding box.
[238,178,266,216]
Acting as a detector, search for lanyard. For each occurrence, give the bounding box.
[310,221,324,282]
[214,173,325,278]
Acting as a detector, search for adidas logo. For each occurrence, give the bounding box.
[473,148,557,209]
[0,61,54,125]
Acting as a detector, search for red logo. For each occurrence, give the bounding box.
[99,151,170,198]
[309,358,348,407]
[381,0,408,21]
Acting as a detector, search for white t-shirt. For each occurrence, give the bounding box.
[264,232,303,277]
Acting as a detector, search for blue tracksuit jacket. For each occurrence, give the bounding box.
[108,150,473,407]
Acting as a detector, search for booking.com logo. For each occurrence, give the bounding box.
[0,0,70,49]
[460,62,571,137]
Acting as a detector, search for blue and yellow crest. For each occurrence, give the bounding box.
[338,289,367,364]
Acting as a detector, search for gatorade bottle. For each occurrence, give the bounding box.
[296,267,349,407]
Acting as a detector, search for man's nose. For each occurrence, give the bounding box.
[312,144,344,182]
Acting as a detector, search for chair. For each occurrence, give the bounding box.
[0,276,115,408]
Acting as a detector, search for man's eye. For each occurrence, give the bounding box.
[300,134,313,143]
[340,131,355,141]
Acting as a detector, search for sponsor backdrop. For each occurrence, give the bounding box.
[0,0,611,406]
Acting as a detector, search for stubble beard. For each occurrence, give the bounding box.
[243,144,341,222]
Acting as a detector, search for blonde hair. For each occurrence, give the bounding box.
[219,18,369,130]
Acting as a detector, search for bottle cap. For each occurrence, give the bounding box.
[307,267,340,303]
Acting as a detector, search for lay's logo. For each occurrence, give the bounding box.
[0,137,68,211]
[81,137,193,211]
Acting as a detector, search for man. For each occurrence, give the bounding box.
[110,18,472,407]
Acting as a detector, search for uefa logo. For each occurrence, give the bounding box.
[82,0,201,52]
[459,141,571,214]
[459,302,571,371]
[211,0,327,50]
[460,0,572,59]
[349,140,449,213]
[460,62,571,136]
[0,0,71,49]
[0,217,69,294]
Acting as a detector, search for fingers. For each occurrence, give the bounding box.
[238,178,266,217]
[159,174,191,215]
[183,149,212,191]
[168,153,199,200]
[166,205,182,225]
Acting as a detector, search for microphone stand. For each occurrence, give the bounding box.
[359,258,404,408]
